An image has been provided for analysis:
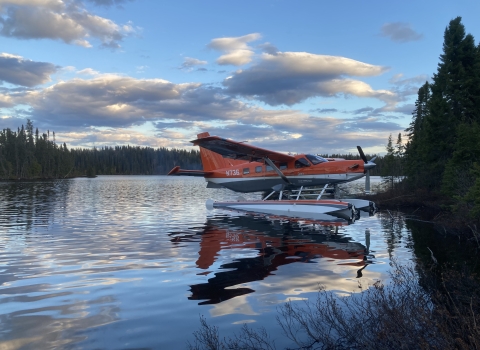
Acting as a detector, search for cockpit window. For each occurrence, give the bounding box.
[295,158,311,168]
[306,154,327,165]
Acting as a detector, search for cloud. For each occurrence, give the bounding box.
[389,73,429,100]
[83,0,135,7]
[20,74,205,127]
[0,92,14,107]
[0,53,57,87]
[189,113,398,155]
[0,70,396,153]
[337,116,404,133]
[352,107,374,115]
[0,0,136,48]
[0,48,405,153]
[208,33,261,66]
[393,103,414,115]
[257,42,278,55]
[314,108,338,114]
[77,67,100,75]
[59,127,183,148]
[223,51,392,106]
[381,22,423,43]
[180,57,207,70]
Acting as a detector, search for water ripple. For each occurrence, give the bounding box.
[0,176,414,349]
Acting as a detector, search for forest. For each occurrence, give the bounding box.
[0,121,201,179]
[402,17,480,220]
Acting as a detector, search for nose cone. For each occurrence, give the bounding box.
[364,161,376,171]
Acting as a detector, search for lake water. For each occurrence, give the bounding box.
[0,176,416,349]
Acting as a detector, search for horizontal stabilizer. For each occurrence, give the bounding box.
[167,166,210,177]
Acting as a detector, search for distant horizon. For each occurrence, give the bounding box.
[1,0,479,155]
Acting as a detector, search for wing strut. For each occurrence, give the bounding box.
[264,157,291,185]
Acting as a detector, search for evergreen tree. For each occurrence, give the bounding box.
[404,82,430,188]
[405,17,480,197]
[381,134,396,190]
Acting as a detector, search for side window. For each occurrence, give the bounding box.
[255,166,263,173]
[295,158,310,168]
[266,165,274,172]
[243,168,250,175]
[279,163,287,170]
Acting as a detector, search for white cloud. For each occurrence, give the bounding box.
[21,74,202,127]
[0,0,136,48]
[0,49,405,153]
[216,50,254,66]
[223,51,392,106]
[77,68,100,75]
[59,127,182,148]
[0,92,14,107]
[180,57,207,70]
[208,33,261,51]
[208,33,261,66]
[0,68,400,152]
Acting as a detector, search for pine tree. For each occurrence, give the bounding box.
[381,134,396,190]
[405,17,480,196]
[404,82,430,188]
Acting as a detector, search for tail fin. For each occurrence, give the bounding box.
[196,132,245,171]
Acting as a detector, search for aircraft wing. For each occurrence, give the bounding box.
[191,135,296,163]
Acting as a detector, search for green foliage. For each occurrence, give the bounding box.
[0,120,74,179]
[403,17,480,220]
[70,145,201,175]
[458,163,480,221]
[381,133,404,190]
[0,120,202,179]
[442,122,480,198]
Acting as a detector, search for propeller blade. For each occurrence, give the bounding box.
[357,146,368,164]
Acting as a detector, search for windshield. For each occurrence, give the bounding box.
[306,154,327,165]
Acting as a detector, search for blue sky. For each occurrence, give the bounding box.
[1,0,479,155]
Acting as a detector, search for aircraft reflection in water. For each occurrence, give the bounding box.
[170,214,373,305]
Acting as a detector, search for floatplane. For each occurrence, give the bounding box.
[168,132,377,221]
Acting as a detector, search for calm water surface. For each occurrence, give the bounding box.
[0,176,415,349]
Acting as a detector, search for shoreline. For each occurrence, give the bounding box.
[361,188,478,237]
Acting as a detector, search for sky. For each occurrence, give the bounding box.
[1,0,480,155]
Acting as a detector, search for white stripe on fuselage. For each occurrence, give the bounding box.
[206,173,364,184]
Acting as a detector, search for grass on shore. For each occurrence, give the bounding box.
[188,261,480,350]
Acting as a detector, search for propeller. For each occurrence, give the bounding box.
[357,146,368,163]
[356,146,377,171]
[356,146,377,194]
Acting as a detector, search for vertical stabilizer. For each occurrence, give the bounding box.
[197,132,229,171]
[196,132,245,171]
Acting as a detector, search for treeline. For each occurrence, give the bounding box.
[402,17,480,220]
[319,153,386,176]
[0,120,75,179]
[72,146,201,176]
[1,119,391,180]
[0,120,201,179]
